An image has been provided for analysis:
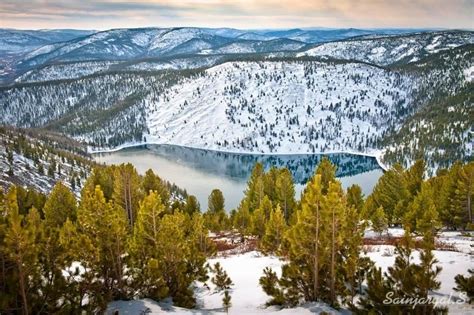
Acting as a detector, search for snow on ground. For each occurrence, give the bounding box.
[107,251,348,315]
[464,65,474,83]
[108,230,473,314]
[298,31,473,66]
[145,60,414,155]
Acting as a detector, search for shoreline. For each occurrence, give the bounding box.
[88,141,389,171]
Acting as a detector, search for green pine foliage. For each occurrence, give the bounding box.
[259,161,368,308]
[454,269,474,304]
[211,262,233,292]
[0,163,211,313]
[204,189,230,232]
[260,204,287,255]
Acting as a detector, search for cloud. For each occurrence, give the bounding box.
[0,0,472,29]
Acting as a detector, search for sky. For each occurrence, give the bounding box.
[0,0,473,30]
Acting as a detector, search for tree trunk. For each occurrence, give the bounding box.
[330,207,336,305]
[313,204,319,300]
[17,258,29,315]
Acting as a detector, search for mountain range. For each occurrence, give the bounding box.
[0,27,472,174]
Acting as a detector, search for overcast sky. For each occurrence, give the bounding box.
[1,0,473,30]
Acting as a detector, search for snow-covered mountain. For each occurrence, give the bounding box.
[11,28,304,74]
[144,60,414,154]
[299,31,474,66]
[0,29,93,54]
[0,28,472,172]
[1,27,429,84]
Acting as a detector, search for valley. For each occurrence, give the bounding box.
[0,24,473,315]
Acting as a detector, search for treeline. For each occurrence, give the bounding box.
[0,159,472,313]
[0,164,213,314]
[220,159,473,312]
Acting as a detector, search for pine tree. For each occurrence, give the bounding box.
[371,206,388,237]
[208,188,225,213]
[322,181,346,306]
[405,159,425,197]
[454,269,474,304]
[141,169,170,208]
[155,211,196,307]
[365,163,409,226]
[77,185,129,311]
[342,202,370,304]
[112,163,141,228]
[347,184,364,215]
[251,195,272,238]
[437,162,464,229]
[315,157,336,194]
[211,262,233,291]
[188,212,215,273]
[184,195,200,215]
[243,163,265,212]
[232,202,252,236]
[129,191,167,299]
[222,290,232,314]
[43,182,77,228]
[354,266,392,313]
[275,168,296,221]
[453,163,474,228]
[1,187,42,315]
[261,204,287,255]
[205,189,228,232]
[415,203,442,314]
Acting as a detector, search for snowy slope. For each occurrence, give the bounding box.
[0,128,94,196]
[145,60,414,154]
[10,28,303,76]
[299,31,474,66]
[107,233,473,315]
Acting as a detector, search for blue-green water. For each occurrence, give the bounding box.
[95,144,383,211]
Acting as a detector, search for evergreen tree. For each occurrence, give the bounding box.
[155,212,197,307]
[184,195,200,215]
[365,163,409,226]
[232,202,252,237]
[43,182,77,228]
[453,163,474,228]
[347,184,364,215]
[129,191,167,299]
[211,262,233,291]
[315,157,336,194]
[371,206,388,237]
[243,163,265,212]
[112,163,141,228]
[1,187,42,315]
[141,169,170,208]
[251,195,272,239]
[261,204,287,255]
[275,168,296,221]
[207,188,224,213]
[342,202,370,304]
[222,290,232,314]
[77,185,129,311]
[205,189,228,232]
[454,269,474,304]
[437,163,463,229]
[322,181,346,306]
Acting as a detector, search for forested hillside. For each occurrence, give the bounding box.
[0,127,94,195]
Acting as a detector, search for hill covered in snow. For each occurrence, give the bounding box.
[0,28,472,172]
[299,30,473,66]
[0,27,430,84]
